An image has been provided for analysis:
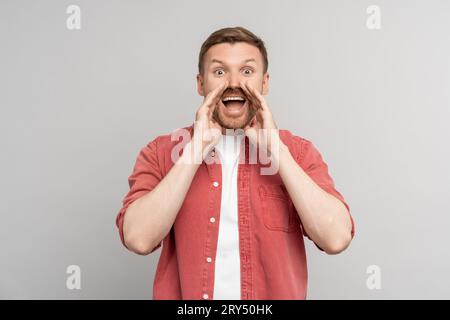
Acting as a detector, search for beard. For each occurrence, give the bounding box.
[212,87,256,130]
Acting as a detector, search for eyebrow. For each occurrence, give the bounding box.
[210,58,257,65]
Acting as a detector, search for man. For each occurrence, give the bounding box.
[116,26,355,300]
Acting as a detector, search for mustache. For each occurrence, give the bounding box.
[221,87,248,99]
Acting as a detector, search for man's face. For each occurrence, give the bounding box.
[197,42,269,130]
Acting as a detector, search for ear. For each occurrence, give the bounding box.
[262,73,269,95]
[197,74,205,96]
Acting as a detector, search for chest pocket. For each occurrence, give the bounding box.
[258,184,299,233]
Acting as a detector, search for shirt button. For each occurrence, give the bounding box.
[213,181,219,187]
[206,257,212,263]
[211,149,215,157]
[202,293,209,300]
[210,217,216,223]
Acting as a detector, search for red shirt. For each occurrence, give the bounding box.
[116,124,355,300]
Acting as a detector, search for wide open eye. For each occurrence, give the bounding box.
[214,69,225,76]
[242,68,253,76]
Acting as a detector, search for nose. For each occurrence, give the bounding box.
[227,71,241,89]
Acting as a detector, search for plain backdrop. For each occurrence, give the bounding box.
[1,0,450,299]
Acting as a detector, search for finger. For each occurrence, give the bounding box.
[244,114,256,129]
[244,82,267,111]
[197,81,228,117]
[240,81,261,112]
[204,81,228,108]
[246,82,269,111]
[244,114,261,135]
[207,97,223,124]
[207,82,227,116]
[207,101,217,120]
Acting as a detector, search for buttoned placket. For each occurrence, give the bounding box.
[200,137,253,300]
[201,147,222,300]
[236,137,253,300]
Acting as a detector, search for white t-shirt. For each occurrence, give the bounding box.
[212,133,244,300]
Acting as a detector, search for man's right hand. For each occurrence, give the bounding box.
[191,81,228,161]
[123,83,229,254]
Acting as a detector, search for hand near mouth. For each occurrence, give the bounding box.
[192,81,228,161]
[240,81,280,155]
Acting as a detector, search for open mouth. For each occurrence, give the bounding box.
[221,95,247,109]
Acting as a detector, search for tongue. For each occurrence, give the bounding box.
[225,101,245,111]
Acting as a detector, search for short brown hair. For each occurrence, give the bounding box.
[198,26,268,74]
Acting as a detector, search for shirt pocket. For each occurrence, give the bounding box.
[258,184,298,233]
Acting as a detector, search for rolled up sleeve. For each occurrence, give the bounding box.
[293,136,355,248]
[115,137,164,253]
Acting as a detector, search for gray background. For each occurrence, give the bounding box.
[1,0,449,299]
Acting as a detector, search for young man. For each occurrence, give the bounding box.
[115,27,355,300]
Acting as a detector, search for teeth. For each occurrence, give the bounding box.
[222,96,245,102]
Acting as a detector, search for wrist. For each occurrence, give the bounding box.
[178,141,204,166]
[269,139,289,164]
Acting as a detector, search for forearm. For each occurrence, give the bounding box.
[275,142,352,254]
[123,141,202,255]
